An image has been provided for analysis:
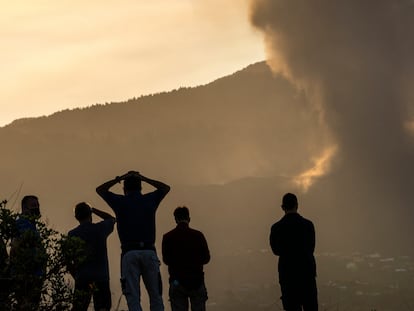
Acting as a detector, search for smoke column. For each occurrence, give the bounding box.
[250,0,414,252]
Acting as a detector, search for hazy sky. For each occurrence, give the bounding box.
[0,0,264,127]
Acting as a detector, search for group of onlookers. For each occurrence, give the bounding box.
[2,171,211,311]
[92,171,211,311]
[2,170,319,311]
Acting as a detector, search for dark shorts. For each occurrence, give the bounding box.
[73,279,112,311]
[280,278,318,311]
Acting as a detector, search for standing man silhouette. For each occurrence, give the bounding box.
[270,193,318,311]
[162,206,210,311]
[68,202,116,311]
[96,171,170,311]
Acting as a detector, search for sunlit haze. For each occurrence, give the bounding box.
[2,1,414,310]
[0,0,264,126]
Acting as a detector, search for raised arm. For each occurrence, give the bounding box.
[139,173,171,196]
[91,207,115,221]
[96,172,129,197]
[97,171,171,198]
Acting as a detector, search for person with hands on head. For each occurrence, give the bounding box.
[96,170,170,311]
[68,202,116,311]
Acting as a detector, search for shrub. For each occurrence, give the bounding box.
[0,204,85,311]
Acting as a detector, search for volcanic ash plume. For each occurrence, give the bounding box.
[250,0,414,251]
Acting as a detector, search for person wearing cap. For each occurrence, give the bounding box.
[162,206,210,311]
[96,171,170,311]
[269,193,318,311]
[68,202,116,311]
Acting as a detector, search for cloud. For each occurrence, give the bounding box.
[250,0,414,186]
[294,145,337,192]
[250,0,414,250]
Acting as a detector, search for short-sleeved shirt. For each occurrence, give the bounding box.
[68,219,115,282]
[98,190,165,252]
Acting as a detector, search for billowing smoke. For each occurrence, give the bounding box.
[250,1,414,252]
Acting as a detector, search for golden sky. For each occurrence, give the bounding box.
[0,0,264,126]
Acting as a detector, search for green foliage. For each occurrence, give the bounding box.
[0,205,86,311]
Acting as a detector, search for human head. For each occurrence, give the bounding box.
[123,175,142,194]
[74,202,92,223]
[281,193,298,212]
[21,195,40,217]
[174,206,190,223]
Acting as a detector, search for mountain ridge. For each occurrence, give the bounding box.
[2,61,269,129]
[0,61,324,187]
[1,60,410,255]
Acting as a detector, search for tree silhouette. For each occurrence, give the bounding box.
[0,202,85,310]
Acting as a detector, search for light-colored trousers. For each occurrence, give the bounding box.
[121,250,164,311]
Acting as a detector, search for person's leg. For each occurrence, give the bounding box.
[141,250,164,311]
[302,278,318,311]
[72,280,93,311]
[121,251,143,311]
[188,283,208,311]
[169,282,189,311]
[280,281,302,311]
[92,280,112,311]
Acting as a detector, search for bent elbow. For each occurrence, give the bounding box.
[96,186,106,197]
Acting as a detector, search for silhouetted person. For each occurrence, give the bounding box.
[162,206,210,311]
[270,193,318,311]
[10,195,46,310]
[68,202,116,311]
[96,171,170,311]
